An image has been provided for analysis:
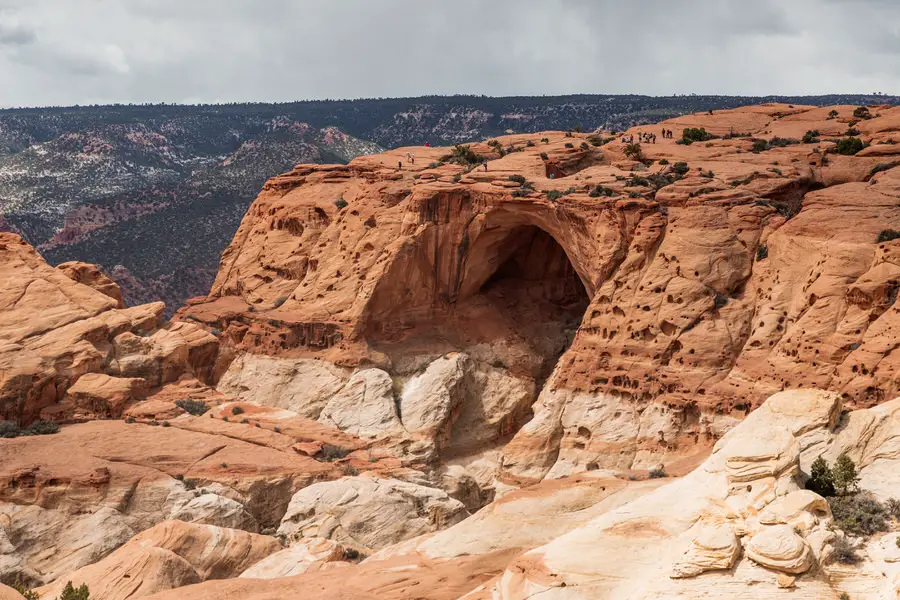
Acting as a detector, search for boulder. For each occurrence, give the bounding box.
[745,525,814,574]
[56,261,125,308]
[277,474,468,549]
[318,369,403,437]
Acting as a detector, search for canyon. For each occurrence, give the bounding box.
[5,102,900,598]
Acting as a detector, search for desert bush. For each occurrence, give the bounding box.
[539,152,549,160]
[831,535,860,564]
[658,158,669,165]
[830,493,889,536]
[0,421,20,438]
[807,455,836,497]
[10,579,39,600]
[833,137,865,156]
[887,497,900,519]
[333,198,348,210]
[802,130,821,144]
[854,106,872,120]
[628,175,650,187]
[564,142,574,149]
[526,140,535,147]
[751,139,770,153]
[846,127,862,137]
[427,161,443,169]
[623,143,643,161]
[508,174,526,185]
[769,137,799,147]
[541,137,550,143]
[756,245,768,261]
[273,296,289,308]
[20,420,59,436]
[828,109,839,119]
[321,444,350,462]
[343,465,360,476]
[176,399,209,416]
[648,465,667,479]
[870,163,898,177]
[231,406,245,416]
[59,582,91,600]
[672,162,690,175]
[681,127,713,144]
[589,185,615,198]
[447,144,482,166]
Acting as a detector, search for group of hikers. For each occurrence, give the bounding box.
[621,128,677,145]
[622,132,658,144]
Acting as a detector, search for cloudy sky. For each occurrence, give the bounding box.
[0,0,896,107]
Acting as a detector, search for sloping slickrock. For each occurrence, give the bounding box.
[277,473,468,550]
[56,261,125,308]
[35,521,280,600]
[0,586,24,600]
[238,537,346,579]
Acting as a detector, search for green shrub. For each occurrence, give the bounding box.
[846,127,862,137]
[321,444,350,462]
[623,143,643,161]
[564,142,574,149]
[539,152,549,160]
[682,127,713,144]
[870,163,897,177]
[59,582,91,600]
[231,406,245,416]
[854,106,872,120]
[769,137,799,147]
[751,139,770,153]
[756,245,768,261]
[343,465,360,476]
[546,190,563,201]
[333,198,348,210]
[176,399,209,416]
[828,109,839,119]
[183,478,197,491]
[508,174,526,185]
[427,161,443,169]
[10,578,39,600]
[446,144,482,166]
[672,162,690,176]
[658,158,669,165]
[526,140,535,147]
[806,455,835,497]
[273,426,281,433]
[541,137,550,144]
[589,185,615,198]
[648,465,667,479]
[833,137,865,156]
[0,421,20,438]
[22,420,59,436]
[802,130,821,144]
[273,296,289,308]
[830,493,889,536]
[833,452,861,495]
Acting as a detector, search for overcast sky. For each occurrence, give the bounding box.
[0,0,896,107]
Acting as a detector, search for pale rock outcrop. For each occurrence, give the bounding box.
[217,355,347,418]
[745,524,814,574]
[490,390,860,599]
[35,521,280,600]
[238,538,346,578]
[277,473,468,550]
[398,353,470,444]
[318,369,403,437]
[165,491,258,532]
[671,522,741,578]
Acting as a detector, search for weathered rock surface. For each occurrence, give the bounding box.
[35,521,280,600]
[238,537,346,579]
[277,473,468,550]
[0,233,218,424]
[56,261,125,308]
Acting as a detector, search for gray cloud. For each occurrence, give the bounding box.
[0,0,895,108]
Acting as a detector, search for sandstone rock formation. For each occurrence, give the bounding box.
[178,103,900,488]
[35,521,281,600]
[277,473,468,550]
[56,261,126,308]
[238,537,346,578]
